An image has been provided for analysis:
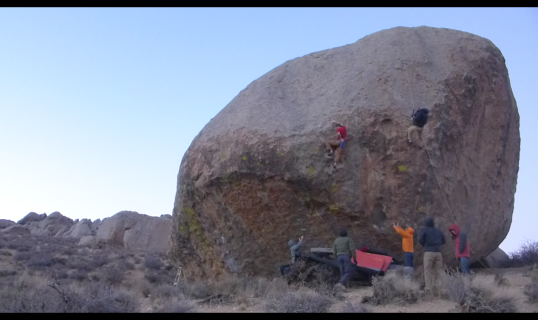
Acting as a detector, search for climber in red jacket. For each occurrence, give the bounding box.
[449,224,471,274]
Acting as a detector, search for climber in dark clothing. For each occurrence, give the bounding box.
[288,236,304,264]
[279,236,305,276]
[418,217,446,292]
[407,108,429,148]
[333,229,357,288]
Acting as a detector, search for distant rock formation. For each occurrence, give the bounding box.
[7,211,170,253]
[0,219,16,230]
[26,211,74,237]
[171,26,520,280]
[1,225,30,236]
[96,211,171,252]
[17,212,47,225]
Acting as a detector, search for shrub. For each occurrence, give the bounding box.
[362,272,422,305]
[25,254,54,269]
[524,267,538,303]
[441,270,471,305]
[69,269,88,281]
[98,265,125,286]
[0,274,66,312]
[145,270,169,284]
[54,281,140,312]
[494,272,509,287]
[144,255,163,270]
[443,274,518,313]
[15,251,33,262]
[461,279,518,313]
[264,289,333,313]
[508,240,538,266]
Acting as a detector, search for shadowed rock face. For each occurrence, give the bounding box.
[171,26,520,280]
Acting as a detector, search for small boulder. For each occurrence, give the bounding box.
[482,247,510,268]
[78,235,98,247]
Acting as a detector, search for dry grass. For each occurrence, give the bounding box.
[442,271,519,313]
[524,267,538,303]
[341,301,371,313]
[361,272,422,305]
[264,289,333,313]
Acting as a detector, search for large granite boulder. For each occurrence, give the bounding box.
[96,211,171,252]
[17,212,47,225]
[170,26,520,280]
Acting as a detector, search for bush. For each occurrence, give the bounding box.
[441,270,471,305]
[524,267,538,303]
[25,254,54,269]
[508,240,538,267]
[362,272,422,305]
[264,289,333,313]
[0,274,66,312]
[98,265,125,286]
[69,269,88,281]
[144,255,163,270]
[462,279,518,313]
[494,272,509,287]
[443,274,518,313]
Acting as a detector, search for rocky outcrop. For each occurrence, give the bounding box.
[171,26,520,280]
[1,225,30,236]
[78,235,98,247]
[0,219,16,229]
[63,219,97,238]
[17,212,47,225]
[96,211,171,252]
[26,211,74,237]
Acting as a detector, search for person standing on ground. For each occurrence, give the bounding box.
[449,224,471,275]
[418,217,446,293]
[393,222,415,268]
[332,229,357,288]
[326,121,347,169]
[407,108,429,148]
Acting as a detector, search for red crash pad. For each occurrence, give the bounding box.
[353,250,393,272]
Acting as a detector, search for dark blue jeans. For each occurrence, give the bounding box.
[405,252,414,268]
[460,257,470,274]
[337,254,354,287]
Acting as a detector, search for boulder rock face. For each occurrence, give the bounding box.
[171,26,520,280]
[96,211,171,252]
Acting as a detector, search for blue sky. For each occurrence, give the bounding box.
[0,8,536,254]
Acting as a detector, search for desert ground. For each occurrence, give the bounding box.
[1,232,537,313]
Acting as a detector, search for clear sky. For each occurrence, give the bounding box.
[0,8,536,255]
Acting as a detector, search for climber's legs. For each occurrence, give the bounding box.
[407,125,423,147]
[326,140,340,156]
